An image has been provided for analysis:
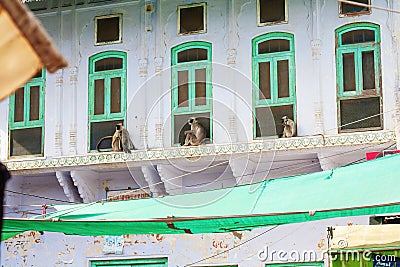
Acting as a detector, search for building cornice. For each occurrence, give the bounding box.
[4,130,395,172]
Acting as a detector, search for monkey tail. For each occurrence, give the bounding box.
[129,138,135,150]
[96,136,113,152]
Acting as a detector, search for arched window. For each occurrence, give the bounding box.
[252,32,296,138]
[9,69,45,157]
[336,23,382,131]
[88,51,127,151]
[171,42,212,145]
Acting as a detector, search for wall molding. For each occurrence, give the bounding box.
[4,130,395,171]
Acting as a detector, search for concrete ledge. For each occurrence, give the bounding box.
[4,130,396,171]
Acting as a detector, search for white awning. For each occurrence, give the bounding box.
[331,225,400,249]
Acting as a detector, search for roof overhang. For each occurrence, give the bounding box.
[0,0,67,101]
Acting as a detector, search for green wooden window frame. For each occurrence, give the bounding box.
[252,32,296,138]
[88,50,127,151]
[266,262,324,267]
[90,258,167,267]
[8,69,45,157]
[335,23,382,131]
[171,41,212,145]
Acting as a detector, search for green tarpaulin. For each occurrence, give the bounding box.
[2,154,400,240]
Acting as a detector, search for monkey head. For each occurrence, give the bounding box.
[116,123,123,130]
[281,116,291,126]
[188,117,198,125]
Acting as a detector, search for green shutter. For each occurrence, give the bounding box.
[8,69,45,157]
[90,258,167,267]
[88,51,127,151]
[335,23,382,131]
[252,32,296,138]
[171,42,213,145]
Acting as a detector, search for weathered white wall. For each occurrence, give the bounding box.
[0,0,398,157]
[1,216,368,267]
[0,0,398,266]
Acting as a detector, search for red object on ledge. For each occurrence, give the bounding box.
[366,150,400,160]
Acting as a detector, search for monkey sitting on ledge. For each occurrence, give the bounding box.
[183,117,206,146]
[281,116,296,138]
[96,123,135,153]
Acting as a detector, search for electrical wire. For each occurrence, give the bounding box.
[184,141,394,267]
[5,107,398,213]
[38,139,395,219]
[110,106,400,199]
[6,134,393,210]
[4,189,75,204]
[210,139,394,186]
[5,136,395,218]
[323,106,398,133]
[184,225,279,267]
[3,204,44,207]
[2,156,310,210]
[343,143,396,166]
[4,137,396,263]
[104,138,395,201]
[240,223,307,263]
[3,138,389,211]
[3,208,43,215]
[4,101,398,203]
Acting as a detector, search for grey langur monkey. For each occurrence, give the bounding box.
[96,123,135,153]
[183,117,206,146]
[281,116,296,138]
[111,126,122,152]
[116,123,135,153]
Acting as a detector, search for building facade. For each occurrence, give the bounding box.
[1,0,400,266]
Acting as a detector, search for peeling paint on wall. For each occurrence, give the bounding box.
[4,231,41,264]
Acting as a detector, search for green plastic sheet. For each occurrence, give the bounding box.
[2,154,400,240]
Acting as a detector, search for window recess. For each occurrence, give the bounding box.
[88,51,127,151]
[95,14,122,45]
[339,0,371,16]
[258,0,287,26]
[178,3,206,35]
[252,33,296,138]
[8,69,45,157]
[336,23,382,132]
[171,42,212,145]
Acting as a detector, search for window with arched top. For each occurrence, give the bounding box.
[336,23,382,132]
[171,42,212,145]
[252,32,296,138]
[88,51,127,151]
[9,69,45,157]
